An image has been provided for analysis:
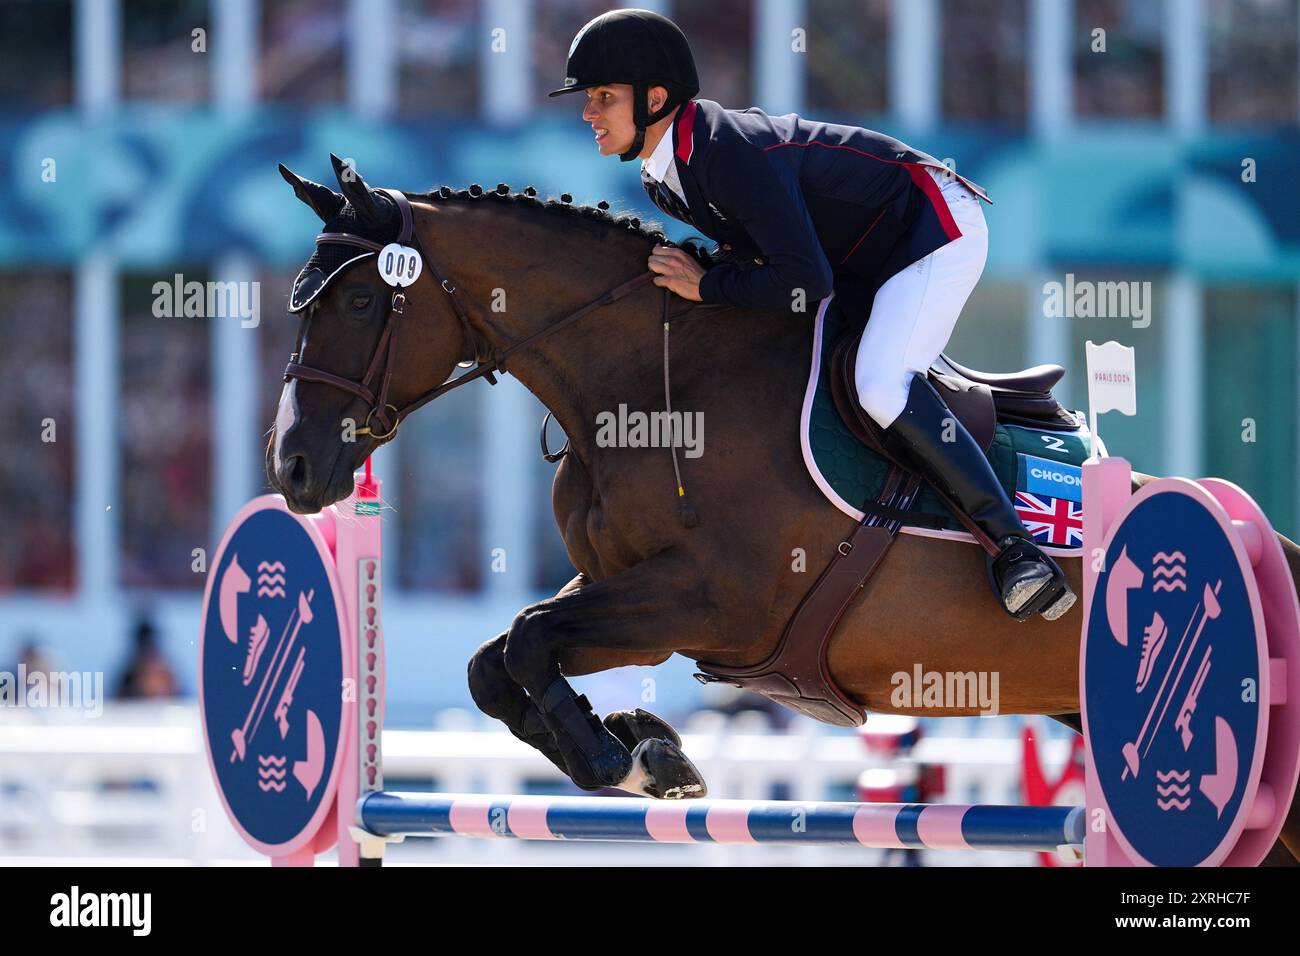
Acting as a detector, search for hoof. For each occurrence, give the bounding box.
[603,708,682,750]
[614,737,707,800]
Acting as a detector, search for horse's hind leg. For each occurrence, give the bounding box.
[501,552,716,797]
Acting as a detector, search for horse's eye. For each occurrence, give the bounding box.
[351,293,372,311]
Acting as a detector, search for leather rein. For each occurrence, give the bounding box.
[283,188,661,442]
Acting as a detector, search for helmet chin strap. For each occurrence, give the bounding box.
[619,82,679,162]
[618,129,646,162]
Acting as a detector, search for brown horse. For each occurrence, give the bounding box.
[268,157,1300,862]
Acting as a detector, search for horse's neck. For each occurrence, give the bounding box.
[557,327,669,452]
[425,206,801,462]
[458,260,666,462]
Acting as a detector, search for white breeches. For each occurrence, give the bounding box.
[853,167,989,429]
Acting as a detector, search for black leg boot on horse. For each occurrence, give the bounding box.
[881,374,1077,622]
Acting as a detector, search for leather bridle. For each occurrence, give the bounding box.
[283,188,661,442]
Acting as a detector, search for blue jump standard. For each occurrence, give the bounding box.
[358,792,1086,851]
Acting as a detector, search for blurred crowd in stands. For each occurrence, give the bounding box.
[10,614,181,700]
[0,2,1296,701]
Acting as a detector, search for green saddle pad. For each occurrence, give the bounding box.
[801,296,1099,552]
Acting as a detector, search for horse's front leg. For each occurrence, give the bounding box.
[502,552,714,797]
[468,630,574,778]
[469,575,691,792]
[469,629,694,795]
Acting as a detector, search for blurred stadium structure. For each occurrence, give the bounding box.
[0,0,1298,861]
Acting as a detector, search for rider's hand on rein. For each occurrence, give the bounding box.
[648,244,704,302]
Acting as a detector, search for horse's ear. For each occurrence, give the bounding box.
[330,153,385,227]
[279,163,344,223]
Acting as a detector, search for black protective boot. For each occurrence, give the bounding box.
[880,374,1077,622]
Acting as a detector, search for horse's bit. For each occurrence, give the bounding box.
[283,188,660,442]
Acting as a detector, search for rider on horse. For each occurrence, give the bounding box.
[549,8,1076,624]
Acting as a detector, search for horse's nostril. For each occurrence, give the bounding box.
[278,452,312,496]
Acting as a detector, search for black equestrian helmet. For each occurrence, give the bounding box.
[548,9,699,161]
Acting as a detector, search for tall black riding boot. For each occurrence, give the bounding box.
[879,374,1077,622]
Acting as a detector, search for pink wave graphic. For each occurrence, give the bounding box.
[1152,579,1187,592]
[257,768,286,781]
[257,562,285,573]
[1151,566,1186,578]
[1155,797,1190,810]
[257,780,287,792]
[1155,782,1190,796]
[1155,769,1189,782]
[257,586,287,597]
[1152,552,1186,563]
[257,755,286,767]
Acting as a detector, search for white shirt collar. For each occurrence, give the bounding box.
[640,122,676,183]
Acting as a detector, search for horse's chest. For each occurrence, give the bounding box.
[550,454,635,580]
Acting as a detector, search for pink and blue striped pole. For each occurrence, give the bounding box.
[359,792,1084,851]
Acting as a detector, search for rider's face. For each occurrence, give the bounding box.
[582,84,635,156]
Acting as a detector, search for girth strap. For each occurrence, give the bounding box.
[693,469,924,727]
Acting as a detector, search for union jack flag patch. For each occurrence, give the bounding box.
[1014,492,1084,547]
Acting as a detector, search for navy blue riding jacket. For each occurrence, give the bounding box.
[641,98,991,313]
